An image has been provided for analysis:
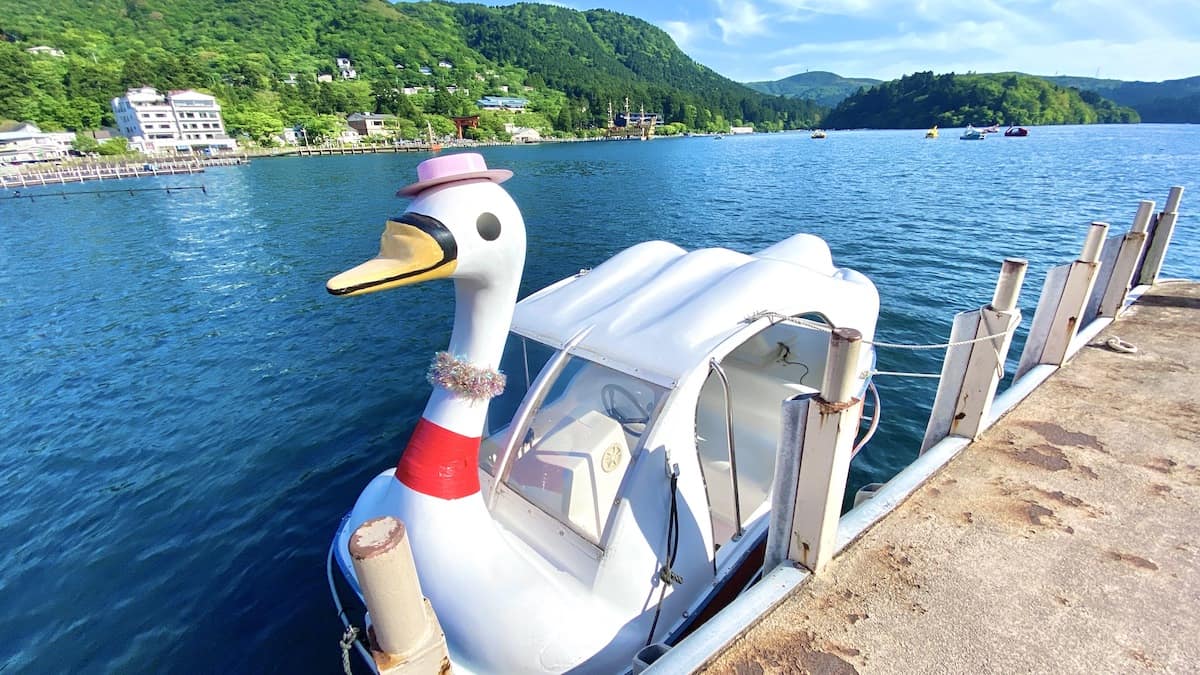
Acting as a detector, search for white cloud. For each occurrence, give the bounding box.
[714,0,770,43]
[672,0,1200,82]
[662,20,699,50]
[764,33,1200,82]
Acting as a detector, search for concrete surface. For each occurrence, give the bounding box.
[705,282,1200,675]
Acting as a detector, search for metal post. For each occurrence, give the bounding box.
[922,259,1027,451]
[1098,200,1155,317]
[349,516,450,673]
[784,327,862,574]
[1138,186,1184,286]
[763,392,815,575]
[1038,222,1109,367]
[991,257,1027,312]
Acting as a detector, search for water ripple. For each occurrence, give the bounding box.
[0,126,1196,672]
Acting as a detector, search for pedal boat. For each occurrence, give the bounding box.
[326,153,880,673]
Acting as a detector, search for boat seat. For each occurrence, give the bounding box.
[696,364,815,543]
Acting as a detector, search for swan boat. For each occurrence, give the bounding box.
[960,125,986,140]
[326,153,880,673]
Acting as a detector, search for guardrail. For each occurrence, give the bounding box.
[642,185,1185,673]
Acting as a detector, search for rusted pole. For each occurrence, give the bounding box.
[1138,186,1185,286]
[349,516,450,673]
[780,327,863,574]
[923,258,1027,451]
[1098,200,1155,318]
[1039,221,1109,366]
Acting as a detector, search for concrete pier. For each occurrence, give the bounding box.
[705,282,1199,674]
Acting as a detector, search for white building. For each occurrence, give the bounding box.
[26,45,65,57]
[110,87,237,153]
[336,57,357,79]
[503,123,541,143]
[0,123,76,163]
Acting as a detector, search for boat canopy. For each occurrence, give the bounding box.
[512,234,879,386]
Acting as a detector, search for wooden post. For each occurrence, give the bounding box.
[349,516,450,673]
[1138,186,1184,286]
[1016,222,1108,376]
[777,327,863,575]
[921,258,1027,451]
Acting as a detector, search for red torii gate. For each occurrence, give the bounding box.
[452,115,480,140]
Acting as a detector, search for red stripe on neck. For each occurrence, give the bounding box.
[395,417,481,499]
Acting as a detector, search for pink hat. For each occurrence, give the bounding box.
[397,152,513,196]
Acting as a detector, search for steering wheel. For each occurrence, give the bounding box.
[602,384,651,437]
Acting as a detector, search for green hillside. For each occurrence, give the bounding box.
[0,0,822,140]
[1042,75,1200,123]
[744,71,881,107]
[824,71,1139,129]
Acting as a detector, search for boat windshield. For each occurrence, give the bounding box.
[480,333,665,544]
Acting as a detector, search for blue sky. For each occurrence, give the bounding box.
[478,0,1200,83]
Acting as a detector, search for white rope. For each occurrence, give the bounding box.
[1105,336,1138,354]
[868,330,1012,350]
[340,625,360,675]
[747,310,1012,351]
[852,381,881,454]
[869,369,943,379]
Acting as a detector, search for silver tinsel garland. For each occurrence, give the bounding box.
[427,351,506,401]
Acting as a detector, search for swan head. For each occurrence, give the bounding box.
[327,154,526,296]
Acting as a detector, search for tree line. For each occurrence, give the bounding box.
[823,72,1139,129]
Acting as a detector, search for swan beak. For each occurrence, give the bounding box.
[327,212,458,296]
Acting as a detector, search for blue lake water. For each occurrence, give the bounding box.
[1,125,1197,673]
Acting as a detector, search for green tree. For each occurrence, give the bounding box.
[96,137,131,155]
[225,109,284,145]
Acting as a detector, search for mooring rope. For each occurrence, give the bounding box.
[339,625,360,675]
[746,310,1012,351]
[1104,336,1138,354]
[748,310,1013,383]
[868,369,943,379]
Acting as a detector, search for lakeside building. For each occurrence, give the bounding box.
[0,122,76,163]
[347,112,396,137]
[110,87,238,154]
[476,95,529,112]
[503,123,541,143]
[26,45,65,57]
[336,57,357,80]
[730,126,754,134]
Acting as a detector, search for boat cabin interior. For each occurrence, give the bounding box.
[481,316,834,559]
[697,319,826,546]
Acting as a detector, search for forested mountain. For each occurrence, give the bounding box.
[824,72,1139,129]
[455,5,818,131]
[0,0,822,140]
[744,71,881,107]
[1042,75,1200,123]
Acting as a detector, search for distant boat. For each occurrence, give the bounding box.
[811,129,827,139]
[980,124,1000,134]
[925,125,939,139]
[1004,126,1029,137]
[714,134,723,140]
[960,125,985,140]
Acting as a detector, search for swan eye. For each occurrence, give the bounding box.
[476,212,501,241]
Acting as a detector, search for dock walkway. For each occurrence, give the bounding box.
[0,156,247,189]
[706,282,1199,674]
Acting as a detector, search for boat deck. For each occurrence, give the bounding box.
[704,281,1200,674]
